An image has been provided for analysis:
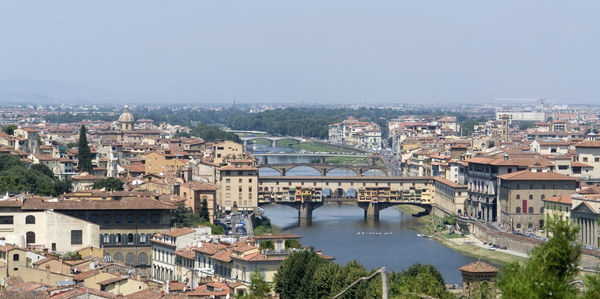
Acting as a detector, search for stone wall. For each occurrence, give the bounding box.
[461,219,600,268]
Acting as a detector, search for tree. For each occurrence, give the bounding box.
[284,239,302,249]
[497,216,581,298]
[273,250,328,299]
[77,125,93,173]
[259,240,274,250]
[1,124,17,135]
[0,154,71,196]
[92,177,124,191]
[170,204,203,228]
[199,197,209,221]
[248,269,271,298]
[31,163,55,179]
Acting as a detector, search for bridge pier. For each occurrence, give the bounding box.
[320,168,327,176]
[271,139,277,148]
[243,139,248,150]
[298,202,313,220]
[364,202,381,219]
[280,168,286,176]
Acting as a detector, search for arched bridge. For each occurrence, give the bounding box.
[240,136,306,148]
[258,176,434,220]
[258,163,388,176]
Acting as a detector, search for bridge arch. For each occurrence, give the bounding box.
[361,169,387,176]
[258,166,283,176]
[286,165,322,176]
[326,167,359,176]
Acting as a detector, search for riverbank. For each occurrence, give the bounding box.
[395,206,527,265]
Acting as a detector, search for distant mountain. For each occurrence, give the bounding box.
[0,78,117,104]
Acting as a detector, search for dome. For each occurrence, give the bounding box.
[118,105,134,123]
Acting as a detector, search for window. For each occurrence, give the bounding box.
[115,234,122,244]
[516,207,521,213]
[151,214,159,224]
[596,157,600,163]
[0,216,14,224]
[102,214,111,225]
[528,223,533,229]
[115,214,122,224]
[225,178,230,183]
[103,234,109,243]
[140,234,146,244]
[13,254,19,261]
[516,223,521,229]
[528,207,534,214]
[71,230,82,245]
[541,195,545,200]
[138,252,147,265]
[249,178,252,183]
[226,186,231,191]
[239,178,242,183]
[540,207,544,213]
[128,233,134,244]
[26,231,35,244]
[114,253,123,262]
[139,214,147,224]
[583,157,588,162]
[25,215,35,224]
[516,194,520,199]
[127,214,134,224]
[126,253,135,265]
[558,165,568,170]
[529,195,533,200]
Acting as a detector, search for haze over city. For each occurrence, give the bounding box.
[2,1,600,104]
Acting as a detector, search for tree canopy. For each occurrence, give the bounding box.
[92,177,124,191]
[0,154,72,196]
[1,124,17,135]
[181,123,241,143]
[77,125,94,173]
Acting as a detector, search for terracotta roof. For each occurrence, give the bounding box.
[73,269,101,281]
[22,197,175,211]
[218,165,258,171]
[162,227,195,237]
[572,161,593,168]
[184,181,218,191]
[193,242,229,255]
[253,234,302,240]
[535,139,569,146]
[497,170,578,181]
[432,177,467,189]
[211,249,233,263]
[97,276,127,286]
[121,164,146,173]
[576,140,600,148]
[459,261,498,273]
[188,282,230,297]
[579,186,600,195]
[543,193,573,205]
[0,199,24,207]
[175,248,195,260]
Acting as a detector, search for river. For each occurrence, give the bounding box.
[252,143,477,283]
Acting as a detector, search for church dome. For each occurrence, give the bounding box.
[118,105,134,123]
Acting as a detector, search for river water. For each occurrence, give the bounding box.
[253,143,476,283]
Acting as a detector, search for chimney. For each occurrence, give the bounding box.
[504,153,509,161]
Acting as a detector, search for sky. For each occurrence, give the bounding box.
[1,1,600,104]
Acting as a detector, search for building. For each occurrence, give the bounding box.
[213,141,244,165]
[118,106,134,131]
[151,227,211,284]
[459,261,498,296]
[495,111,545,122]
[530,139,570,155]
[465,154,554,222]
[574,140,600,182]
[570,186,600,247]
[328,117,382,150]
[497,170,578,232]
[145,150,190,175]
[19,197,175,270]
[179,181,218,222]
[543,193,573,225]
[0,199,100,253]
[218,160,258,212]
[432,177,467,216]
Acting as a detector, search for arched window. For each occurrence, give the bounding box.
[516,207,521,214]
[115,234,122,244]
[128,233,134,244]
[103,234,109,243]
[516,194,520,199]
[13,254,19,261]
[541,195,545,200]
[25,215,35,224]
[540,207,544,213]
[529,195,533,200]
[528,207,534,214]
[138,253,147,265]
[516,223,521,229]
[26,231,35,244]
[126,253,135,265]
[114,252,123,262]
[140,234,146,244]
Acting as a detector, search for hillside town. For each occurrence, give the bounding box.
[0,102,598,297]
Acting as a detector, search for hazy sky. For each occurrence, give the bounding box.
[1,1,600,104]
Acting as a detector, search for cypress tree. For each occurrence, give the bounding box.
[199,197,210,221]
[77,125,94,173]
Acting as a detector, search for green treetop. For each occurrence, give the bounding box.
[77,125,94,173]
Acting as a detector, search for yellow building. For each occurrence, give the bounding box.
[145,150,189,174]
[218,160,258,212]
[214,141,244,165]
